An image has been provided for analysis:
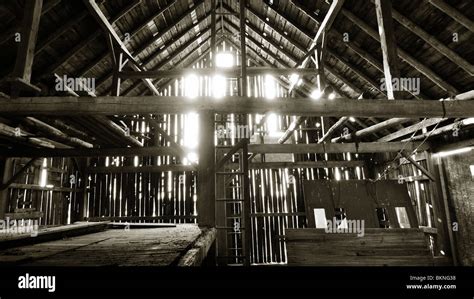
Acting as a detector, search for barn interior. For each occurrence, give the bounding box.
[0,0,472,267]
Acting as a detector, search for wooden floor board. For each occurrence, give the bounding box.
[0,224,214,266]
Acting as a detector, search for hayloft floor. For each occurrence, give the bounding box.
[0,223,215,266]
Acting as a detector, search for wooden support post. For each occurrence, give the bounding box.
[110,38,124,96]
[239,0,247,97]
[210,0,217,68]
[436,157,458,265]
[78,158,90,221]
[241,140,251,266]
[0,158,13,219]
[197,110,215,227]
[374,0,402,99]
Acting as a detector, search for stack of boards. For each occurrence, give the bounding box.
[286,228,445,266]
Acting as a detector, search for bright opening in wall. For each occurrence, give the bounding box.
[39,158,48,187]
[310,89,322,100]
[212,75,226,99]
[184,112,199,150]
[183,112,199,164]
[186,152,198,164]
[184,74,199,98]
[216,52,234,68]
[334,167,341,181]
[289,73,302,87]
[267,113,279,136]
[265,74,276,99]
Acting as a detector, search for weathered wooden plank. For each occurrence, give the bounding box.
[374,0,402,99]
[11,0,43,82]
[285,228,439,266]
[1,96,474,117]
[197,110,215,227]
[120,67,318,79]
[0,222,108,250]
[176,228,216,266]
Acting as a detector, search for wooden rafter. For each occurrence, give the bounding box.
[39,0,142,80]
[374,0,402,99]
[387,2,474,75]
[341,8,459,95]
[11,0,43,84]
[428,0,474,33]
[83,0,159,95]
[93,2,210,92]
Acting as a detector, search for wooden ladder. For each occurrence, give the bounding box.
[215,139,251,266]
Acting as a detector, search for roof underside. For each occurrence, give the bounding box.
[0,0,473,149]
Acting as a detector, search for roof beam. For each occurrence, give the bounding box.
[121,27,214,96]
[408,118,474,141]
[35,10,89,56]
[341,8,459,95]
[83,0,159,95]
[39,0,141,79]
[287,1,426,100]
[289,0,345,91]
[2,96,474,118]
[93,4,210,92]
[428,0,474,33]
[11,0,43,84]
[374,0,402,99]
[378,118,446,142]
[152,36,218,94]
[0,0,58,45]
[387,2,474,75]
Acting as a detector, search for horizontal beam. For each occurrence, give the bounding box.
[0,142,428,158]
[0,146,184,158]
[86,161,364,173]
[120,67,318,79]
[249,161,364,169]
[248,142,428,154]
[2,96,474,118]
[87,164,195,173]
